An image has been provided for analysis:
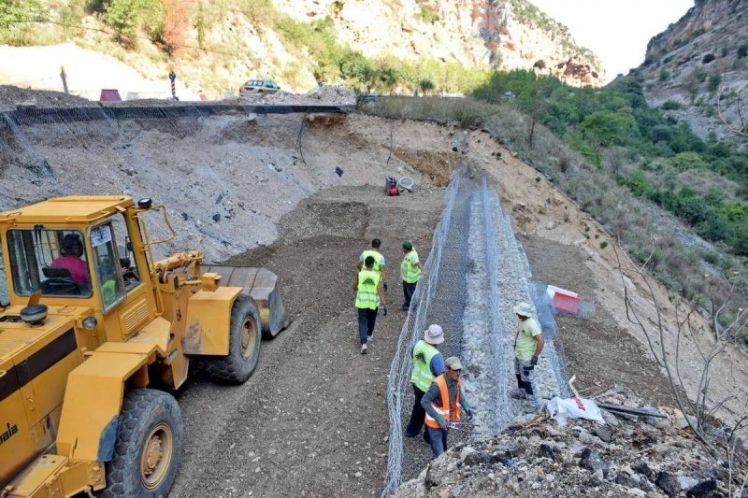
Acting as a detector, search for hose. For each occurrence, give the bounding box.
[398,176,415,192]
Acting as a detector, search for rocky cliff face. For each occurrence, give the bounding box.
[637,0,748,142]
[273,0,604,87]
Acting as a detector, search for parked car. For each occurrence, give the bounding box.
[239,79,281,95]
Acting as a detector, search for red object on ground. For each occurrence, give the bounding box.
[99,89,122,102]
[553,291,581,315]
[386,185,400,196]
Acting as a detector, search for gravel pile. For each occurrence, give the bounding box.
[394,386,743,498]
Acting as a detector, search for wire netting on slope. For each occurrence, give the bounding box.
[382,171,463,496]
[383,173,572,496]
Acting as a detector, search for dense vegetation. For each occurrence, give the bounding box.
[472,70,748,257]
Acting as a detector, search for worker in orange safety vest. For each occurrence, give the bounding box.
[421,356,473,458]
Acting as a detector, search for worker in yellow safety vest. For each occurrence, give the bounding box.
[400,240,424,311]
[422,356,473,458]
[405,324,445,440]
[353,255,386,354]
[357,238,386,290]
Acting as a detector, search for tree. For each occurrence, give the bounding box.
[613,244,748,469]
[418,79,434,95]
[717,84,748,139]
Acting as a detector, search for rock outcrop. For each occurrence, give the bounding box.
[273,0,604,87]
[394,386,742,497]
[636,0,748,142]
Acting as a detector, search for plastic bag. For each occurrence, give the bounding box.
[546,396,605,426]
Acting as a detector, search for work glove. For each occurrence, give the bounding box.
[436,415,449,431]
[530,355,539,367]
[464,409,474,421]
[382,305,388,316]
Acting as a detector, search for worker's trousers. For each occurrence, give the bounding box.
[357,307,378,344]
[426,426,448,458]
[405,385,427,437]
[402,280,417,308]
[515,358,535,397]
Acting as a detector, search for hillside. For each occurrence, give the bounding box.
[2,90,746,496]
[637,0,748,143]
[0,0,604,99]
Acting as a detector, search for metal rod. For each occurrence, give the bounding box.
[598,402,667,419]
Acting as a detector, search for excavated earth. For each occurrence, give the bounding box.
[1,89,747,496]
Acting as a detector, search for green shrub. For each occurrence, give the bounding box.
[659,69,670,81]
[702,53,715,64]
[0,0,48,44]
[577,110,639,147]
[738,44,748,58]
[417,4,439,24]
[418,79,434,94]
[670,151,706,170]
[103,0,165,45]
[707,73,721,91]
[661,100,681,110]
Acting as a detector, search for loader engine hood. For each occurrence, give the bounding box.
[0,305,83,366]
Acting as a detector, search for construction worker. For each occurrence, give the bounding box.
[405,324,445,439]
[353,255,386,354]
[400,240,424,311]
[357,238,386,289]
[511,302,544,409]
[421,356,472,458]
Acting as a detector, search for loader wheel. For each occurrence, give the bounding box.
[203,296,261,384]
[100,389,183,498]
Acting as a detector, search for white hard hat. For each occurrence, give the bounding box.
[424,324,444,345]
[513,302,534,317]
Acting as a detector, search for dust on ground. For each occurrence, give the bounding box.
[170,186,444,497]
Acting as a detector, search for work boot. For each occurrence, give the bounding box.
[367,334,373,344]
[522,395,539,413]
[360,344,368,354]
[510,389,527,400]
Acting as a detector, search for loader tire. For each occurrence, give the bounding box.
[203,296,261,384]
[100,389,183,498]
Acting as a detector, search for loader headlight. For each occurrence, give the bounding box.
[83,316,98,330]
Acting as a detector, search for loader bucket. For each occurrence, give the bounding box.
[204,266,290,338]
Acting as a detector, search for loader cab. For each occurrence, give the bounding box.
[0,197,157,345]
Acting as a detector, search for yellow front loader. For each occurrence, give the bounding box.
[0,196,288,497]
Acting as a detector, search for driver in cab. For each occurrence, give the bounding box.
[51,233,89,287]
